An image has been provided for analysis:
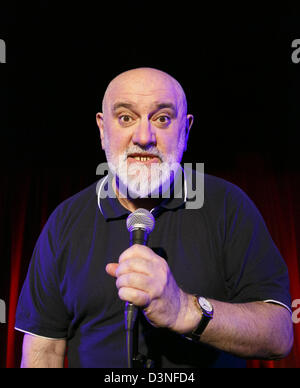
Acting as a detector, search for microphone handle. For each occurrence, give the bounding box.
[126,228,149,320]
[125,228,149,368]
[130,228,149,246]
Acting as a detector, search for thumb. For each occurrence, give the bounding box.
[105,263,119,278]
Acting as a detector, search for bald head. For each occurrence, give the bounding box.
[96,67,194,185]
[102,67,187,116]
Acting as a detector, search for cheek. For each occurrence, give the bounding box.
[158,130,182,155]
[104,124,131,152]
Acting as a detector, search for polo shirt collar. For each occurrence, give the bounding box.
[97,169,187,220]
[97,174,129,220]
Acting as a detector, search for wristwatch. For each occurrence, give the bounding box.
[185,296,214,341]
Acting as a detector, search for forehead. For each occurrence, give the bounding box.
[103,70,185,112]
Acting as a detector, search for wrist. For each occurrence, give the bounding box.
[171,292,204,334]
[184,296,214,341]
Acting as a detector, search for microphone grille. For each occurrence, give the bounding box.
[126,208,155,234]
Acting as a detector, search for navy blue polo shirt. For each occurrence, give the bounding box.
[15,170,291,368]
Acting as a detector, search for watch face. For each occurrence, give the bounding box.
[199,297,213,313]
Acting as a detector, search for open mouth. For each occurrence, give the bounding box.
[127,154,161,163]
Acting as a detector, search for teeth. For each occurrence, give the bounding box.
[133,156,153,162]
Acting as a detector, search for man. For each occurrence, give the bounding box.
[16,68,293,368]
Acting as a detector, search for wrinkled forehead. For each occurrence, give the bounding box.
[102,69,187,114]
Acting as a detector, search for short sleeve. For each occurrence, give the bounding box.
[223,184,291,310]
[15,209,70,339]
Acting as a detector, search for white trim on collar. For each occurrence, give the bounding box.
[97,175,109,216]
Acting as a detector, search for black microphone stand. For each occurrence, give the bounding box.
[124,302,138,368]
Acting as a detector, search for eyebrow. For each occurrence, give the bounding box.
[152,102,177,114]
[112,101,177,116]
[112,102,135,112]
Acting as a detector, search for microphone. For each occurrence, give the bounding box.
[125,208,155,367]
[126,208,155,246]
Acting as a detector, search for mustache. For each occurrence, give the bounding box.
[124,145,164,161]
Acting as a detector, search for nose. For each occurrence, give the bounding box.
[132,118,156,148]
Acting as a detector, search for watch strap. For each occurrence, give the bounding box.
[186,296,213,341]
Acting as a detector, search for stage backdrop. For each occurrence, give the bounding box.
[1,153,299,368]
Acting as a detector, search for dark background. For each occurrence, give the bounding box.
[0,2,299,172]
[0,1,299,368]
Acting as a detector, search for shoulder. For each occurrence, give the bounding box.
[185,168,254,212]
[184,169,266,235]
[42,181,99,246]
[204,173,250,202]
[205,173,259,213]
[53,181,98,220]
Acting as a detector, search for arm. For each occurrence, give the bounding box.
[182,296,294,360]
[21,334,67,368]
[106,244,294,360]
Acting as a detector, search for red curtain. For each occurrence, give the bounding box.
[220,154,300,368]
[1,154,299,368]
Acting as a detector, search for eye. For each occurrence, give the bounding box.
[119,115,134,125]
[155,115,171,126]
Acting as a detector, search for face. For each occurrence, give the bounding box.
[96,68,193,198]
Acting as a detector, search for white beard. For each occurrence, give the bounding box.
[104,132,186,199]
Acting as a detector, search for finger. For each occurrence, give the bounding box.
[116,272,151,293]
[119,244,154,264]
[105,263,119,278]
[118,287,150,307]
[116,257,152,277]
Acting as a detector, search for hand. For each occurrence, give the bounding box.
[106,244,195,333]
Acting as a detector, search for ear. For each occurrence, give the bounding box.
[96,112,105,150]
[184,114,194,152]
